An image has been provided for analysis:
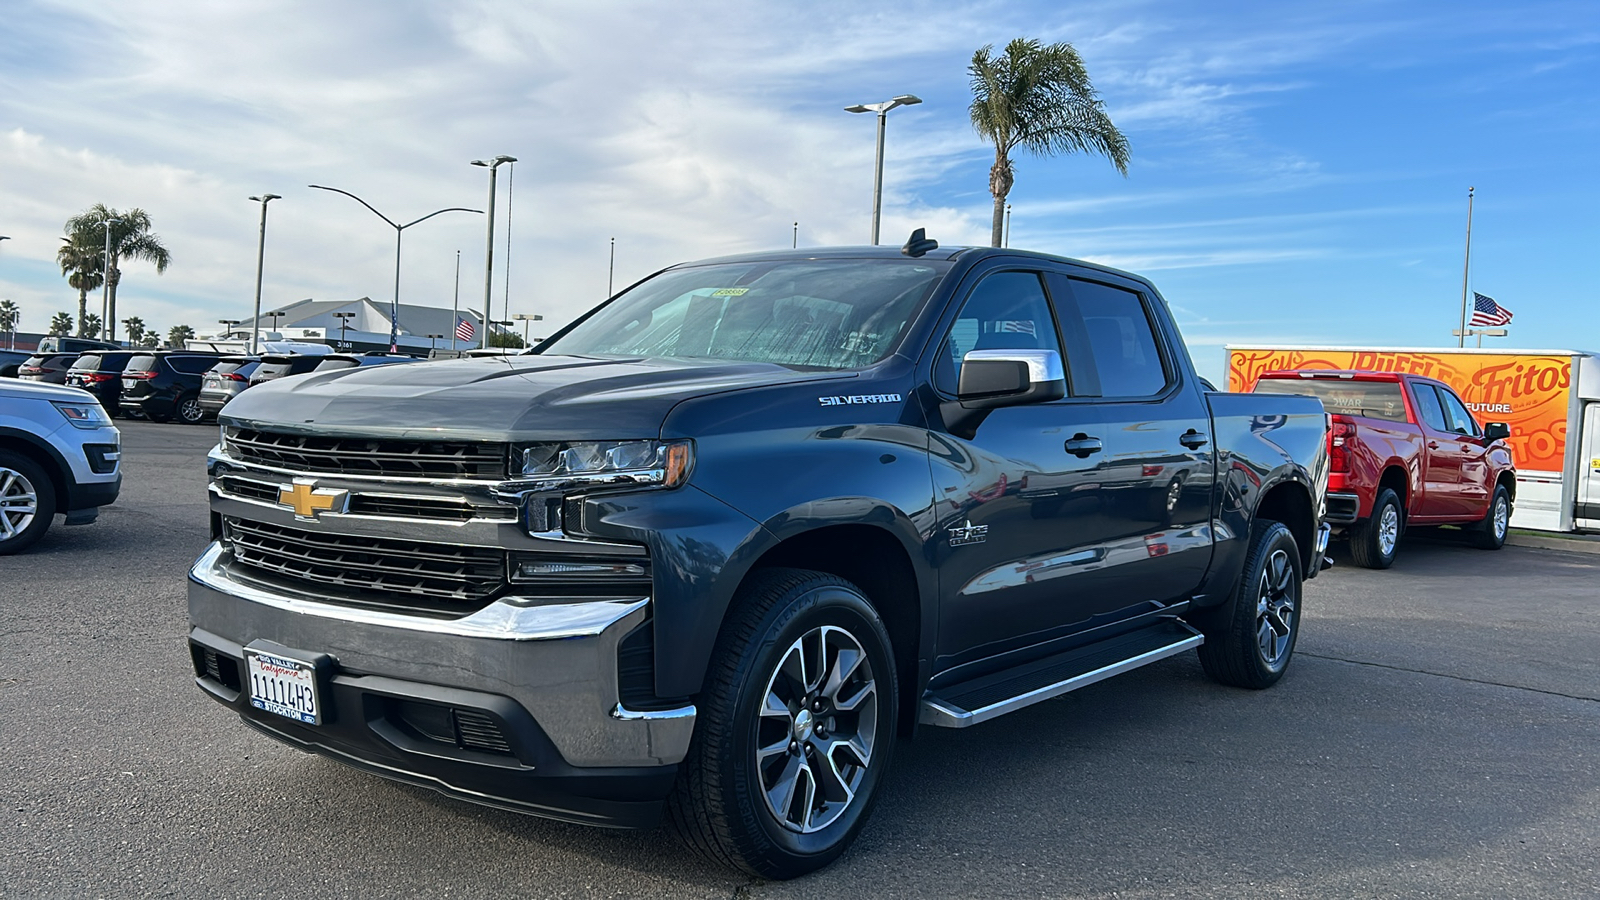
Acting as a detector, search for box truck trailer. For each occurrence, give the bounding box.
[1226,345,1600,533]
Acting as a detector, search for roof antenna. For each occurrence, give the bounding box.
[901,227,938,258]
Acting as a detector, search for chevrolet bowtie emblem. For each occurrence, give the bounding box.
[278,481,349,521]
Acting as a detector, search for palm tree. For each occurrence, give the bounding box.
[969,38,1130,247]
[122,316,147,347]
[0,300,19,346]
[56,236,104,336]
[49,312,74,336]
[63,205,171,342]
[81,314,103,339]
[166,324,195,348]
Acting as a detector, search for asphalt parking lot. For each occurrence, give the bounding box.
[2,419,1597,899]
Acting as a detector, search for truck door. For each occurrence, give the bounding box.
[1434,385,1492,518]
[1408,382,1462,519]
[1578,402,1600,528]
[928,264,1213,673]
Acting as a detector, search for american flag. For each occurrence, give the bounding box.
[455,317,475,341]
[1469,292,1513,327]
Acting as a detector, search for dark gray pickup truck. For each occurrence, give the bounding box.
[188,240,1329,878]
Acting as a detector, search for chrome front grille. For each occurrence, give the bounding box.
[226,427,508,480]
[223,517,507,615]
[215,475,518,523]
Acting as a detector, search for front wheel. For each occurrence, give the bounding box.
[1194,520,1303,689]
[1472,484,1512,550]
[0,451,58,555]
[669,568,898,879]
[176,393,207,425]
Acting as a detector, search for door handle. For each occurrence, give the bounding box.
[1064,434,1103,457]
[1179,429,1209,450]
[1428,441,1440,449]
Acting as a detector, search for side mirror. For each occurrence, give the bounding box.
[1483,422,1511,442]
[943,349,1067,438]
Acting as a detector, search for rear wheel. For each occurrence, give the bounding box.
[1350,488,1402,569]
[176,393,206,425]
[669,568,897,879]
[0,451,57,555]
[1195,520,1302,689]
[1472,484,1512,550]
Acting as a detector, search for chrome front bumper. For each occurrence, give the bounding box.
[187,542,695,769]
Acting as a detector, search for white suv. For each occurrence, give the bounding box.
[0,378,122,554]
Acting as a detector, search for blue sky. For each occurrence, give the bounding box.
[0,0,1595,382]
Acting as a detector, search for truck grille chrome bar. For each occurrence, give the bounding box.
[225,427,508,480]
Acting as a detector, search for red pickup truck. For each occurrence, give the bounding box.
[1253,370,1515,568]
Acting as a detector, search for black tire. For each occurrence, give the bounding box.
[1472,483,1512,550]
[1350,488,1402,569]
[1194,520,1303,689]
[176,393,207,425]
[669,568,898,879]
[0,450,58,555]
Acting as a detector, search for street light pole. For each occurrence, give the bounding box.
[309,184,481,353]
[793,222,798,248]
[1457,186,1475,348]
[608,237,615,297]
[513,313,543,346]
[844,95,921,245]
[451,249,461,352]
[247,193,280,355]
[333,311,355,349]
[471,155,516,348]
[1004,204,1012,248]
[100,218,119,341]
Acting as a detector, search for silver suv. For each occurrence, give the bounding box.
[0,379,122,554]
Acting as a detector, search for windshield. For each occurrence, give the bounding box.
[540,258,951,370]
[1255,377,1410,423]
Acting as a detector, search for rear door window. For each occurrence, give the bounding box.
[71,354,103,371]
[126,355,158,373]
[170,356,217,374]
[1410,383,1449,432]
[1062,278,1168,397]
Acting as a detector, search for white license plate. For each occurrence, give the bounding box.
[245,648,322,725]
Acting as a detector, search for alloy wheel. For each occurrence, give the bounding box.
[0,466,39,542]
[1377,504,1400,558]
[1255,548,1296,670]
[756,624,878,834]
[1493,495,1509,541]
[179,397,204,424]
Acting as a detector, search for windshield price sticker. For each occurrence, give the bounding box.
[710,288,750,296]
[245,648,321,725]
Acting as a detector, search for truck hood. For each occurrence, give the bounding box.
[218,354,856,441]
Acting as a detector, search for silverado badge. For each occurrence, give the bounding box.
[948,519,988,547]
[277,481,350,521]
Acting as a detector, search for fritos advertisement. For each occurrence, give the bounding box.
[1227,347,1574,473]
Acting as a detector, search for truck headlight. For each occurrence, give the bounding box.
[515,439,693,488]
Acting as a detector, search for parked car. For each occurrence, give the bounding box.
[17,352,81,384]
[198,357,261,418]
[0,348,32,378]
[248,354,327,387]
[188,240,1330,878]
[119,351,222,424]
[1254,370,1515,567]
[311,352,419,373]
[65,351,139,417]
[36,336,121,355]
[0,378,121,554]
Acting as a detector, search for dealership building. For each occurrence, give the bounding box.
[227,297,509,354]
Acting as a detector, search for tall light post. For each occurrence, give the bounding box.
[333,311,356,349]
[451,249,461,351]
[512,312,543,346]
[608,237,616,297]
[792,222,798,248]
[309,184,481,353]
[844,94,922,245]
[100,218,120,340]
[247,193,281,354]
[1457,186,1475,348]
[1004,203,1012,248]
[471,155,516,348]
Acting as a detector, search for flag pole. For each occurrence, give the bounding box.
[1457,186,1474,348]
[451,249,460,352]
